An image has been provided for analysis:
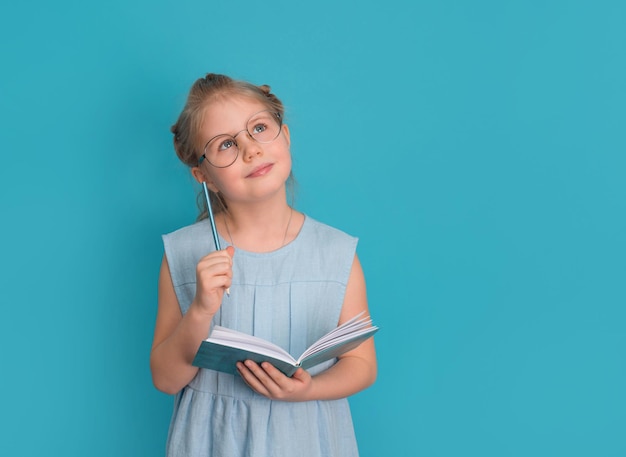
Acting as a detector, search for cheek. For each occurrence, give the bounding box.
[203,167,237,194]
[275,143,292,170]
[276,138,292,159]
[212,171,237,190]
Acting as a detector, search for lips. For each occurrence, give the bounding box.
[246,163,274,178]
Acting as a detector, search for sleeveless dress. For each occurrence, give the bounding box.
[162,215,360,457]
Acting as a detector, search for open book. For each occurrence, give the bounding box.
[192,312,378,377]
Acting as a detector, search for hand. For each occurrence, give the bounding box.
[236,361,314,402]
[190,246,234,316]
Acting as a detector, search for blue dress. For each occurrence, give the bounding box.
[162,216,360,456]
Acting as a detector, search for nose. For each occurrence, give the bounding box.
[234,130,263,162]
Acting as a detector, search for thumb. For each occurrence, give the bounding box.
[291,368,309,381]
[225,245,235,259]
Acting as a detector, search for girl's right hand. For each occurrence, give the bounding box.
[190,246,234,316]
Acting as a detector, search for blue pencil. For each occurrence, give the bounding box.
[202,182,230,297]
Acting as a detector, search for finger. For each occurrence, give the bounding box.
[198,250,233,268]
[197,252,233,279]
[223,247,234,295]
[237,362,271,396]
[245,361,283,392]
[291,368,310,383]
[196,264,232,290]
[195,263,233,302]
[259,362,291,385]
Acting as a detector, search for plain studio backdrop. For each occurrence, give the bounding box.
[1,1,624,456]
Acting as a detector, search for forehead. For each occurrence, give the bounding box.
[199,95,269,138]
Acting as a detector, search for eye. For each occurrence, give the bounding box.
[251,122,268,135]
[217,138,236,151]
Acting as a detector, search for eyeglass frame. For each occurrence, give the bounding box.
[197,110,283,168]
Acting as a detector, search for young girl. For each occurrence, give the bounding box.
[150,73,377,457]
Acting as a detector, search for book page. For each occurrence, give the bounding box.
[206,326,297,365]
[298,312,377,361]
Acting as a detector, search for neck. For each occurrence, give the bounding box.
[217,198,298,253]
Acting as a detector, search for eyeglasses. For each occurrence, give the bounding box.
[198,110,283,168]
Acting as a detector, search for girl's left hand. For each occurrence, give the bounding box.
[236,361,313,402]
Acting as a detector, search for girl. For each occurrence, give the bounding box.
[150,73,377,457]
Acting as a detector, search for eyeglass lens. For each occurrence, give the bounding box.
[203,111,281,168]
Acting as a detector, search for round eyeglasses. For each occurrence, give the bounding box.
[198,110,283,168]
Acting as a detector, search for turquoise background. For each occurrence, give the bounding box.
[1,1,624,456]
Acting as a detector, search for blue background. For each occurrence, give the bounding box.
[1,1,624,456]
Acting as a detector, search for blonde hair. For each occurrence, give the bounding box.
[171,73,293,219]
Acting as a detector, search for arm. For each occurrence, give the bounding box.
[237,254,377,401]
[150,248,233,394]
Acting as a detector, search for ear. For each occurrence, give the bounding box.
[282,124,290,148]
[191,166,219,193]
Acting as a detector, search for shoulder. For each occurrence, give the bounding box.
[290,215,358,288]
[303,215,356,240]
[300,215,358,255]
[162,219,213,250]
[162,219,213,273]
[163,219,209,241]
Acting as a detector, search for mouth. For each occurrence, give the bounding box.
[246,163,274,178]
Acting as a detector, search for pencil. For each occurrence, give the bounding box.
[202,182,230,297]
